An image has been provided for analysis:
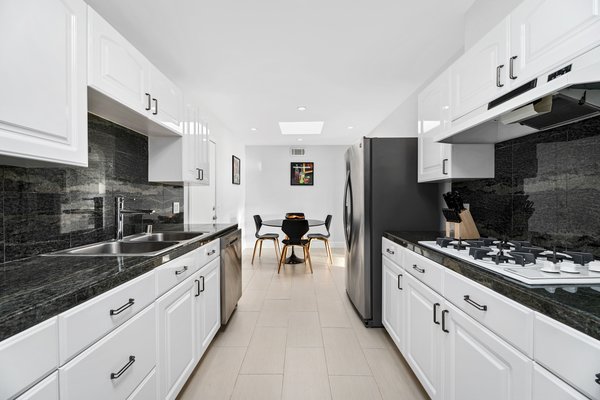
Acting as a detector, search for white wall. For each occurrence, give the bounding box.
[244,145,346,249]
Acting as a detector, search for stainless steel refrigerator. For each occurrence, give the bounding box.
[344,137,440,327]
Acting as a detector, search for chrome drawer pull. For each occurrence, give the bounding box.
[175,266,188,275]
[412,264,425,273]
[109,298,135,316]
[441,310,449,333]
[433,303,440,325]
[207,249,216,256]
[110,355,135,379]
[386,248,395,255]
[464,295,488,311]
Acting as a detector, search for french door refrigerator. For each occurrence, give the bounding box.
[344,137,439,327]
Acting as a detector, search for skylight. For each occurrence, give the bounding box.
[278,121,324,135]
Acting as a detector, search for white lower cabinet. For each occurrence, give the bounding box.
[16,372,59,400]
[156,272,198,400]
[127,368,157,400]
[443,302,532,400]
[59,304,156,400]
[195,258,221,359]
[533,363,589,400]
[382,255,406,352]
[404,272,444,400]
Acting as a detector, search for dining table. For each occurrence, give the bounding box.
[262,218,325,264]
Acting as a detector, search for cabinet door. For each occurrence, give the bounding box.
[382,256,405,352]
[532,363,588,400]
[510,0,600,85]
[451,18,509,121]
[404,273,444,400]
[195,258,221,360]
[156,276,197,400]
[418,135,451,182]
[149,65,183,135]
[0,0,87,167]
[16,372,58,400]
[88,7,149,114]
[443,302,533,400]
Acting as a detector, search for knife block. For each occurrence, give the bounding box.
[445,209,480,240]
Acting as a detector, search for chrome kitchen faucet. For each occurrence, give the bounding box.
[115,196,155,240]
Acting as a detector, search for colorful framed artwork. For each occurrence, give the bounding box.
[290,162,314,186]
[232,155,241,185]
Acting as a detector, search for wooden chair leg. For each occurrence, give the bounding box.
[278,245,287,273]
[259,240,263,257]
[304,245,313,274]
[251,239,260,264]
[326,240,333,264]
[274,239,281,260]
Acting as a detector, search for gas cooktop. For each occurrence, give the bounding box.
[418,238,600,286]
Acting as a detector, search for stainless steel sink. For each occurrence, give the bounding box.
[124,232,205,242]
[48,241,180,256]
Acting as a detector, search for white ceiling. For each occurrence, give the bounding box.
[85,0,475,145]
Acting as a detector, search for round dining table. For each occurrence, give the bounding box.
[262,219,325,264]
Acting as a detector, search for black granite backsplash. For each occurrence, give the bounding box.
[0,114,183,263]
[453,116,600,257]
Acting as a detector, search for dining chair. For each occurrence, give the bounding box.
[285,212,305,219]
[252,215,280,264]
[308,215,333,264]
[279,219,312,274]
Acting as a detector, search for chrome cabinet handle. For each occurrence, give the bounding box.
[110,356,135,379]
[386,248,395,255]
[442,158,448,175]
[464,295,488,311]
[496,64,505,87]
[207,249,216,256]
[442,310,450,333]
[152,98,158,115]
[433,303,440,325]
[397,273,403,290]
[196,168,204,180]
[175,266,188,275]
[412,264,425,274]
[109,298,135,316]
[145,93,151,110]
[509,56,518,80]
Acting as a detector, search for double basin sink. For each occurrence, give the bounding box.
[48,232,206,257]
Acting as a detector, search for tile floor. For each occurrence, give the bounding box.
[177,245,428,400]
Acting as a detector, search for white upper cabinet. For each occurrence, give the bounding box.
[451,17,510,121]
[509,0,600,85]
[0,0,88,167]
[87,7,183,137]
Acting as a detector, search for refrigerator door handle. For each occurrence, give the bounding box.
[343,170,353,250]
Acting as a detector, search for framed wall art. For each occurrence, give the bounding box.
[232,155,241,185]
[290,162,314,186]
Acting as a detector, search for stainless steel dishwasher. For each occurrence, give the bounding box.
[220,229,242,325]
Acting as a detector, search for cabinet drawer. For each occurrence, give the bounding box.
[404,249,444,294]
[0,317,58,400]
[382,237,403,266]
[15,372,58,400]
[59,304,156,400]
[197,239,220,267]
[533,363,588,400]
[127,368,157,400]
[155,249,201,296]
[444,269,534,357]
[534,313,600,400]
[59,271,155,364]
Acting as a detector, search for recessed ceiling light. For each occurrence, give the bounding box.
[297,106,307,111]
[297,138,303,141]
[347,126,354,130]
[250,127,257,132]
[279,121,324,135]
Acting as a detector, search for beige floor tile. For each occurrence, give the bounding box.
[177,346,246,400]
[364,347,429,400]
[290,292,318,312]
[262,299,291,311]
[231,374,283,400]
[240,326,287,374]
[322,328,372,376]
[287,312,323,348]
[349,316,390,349]
[329,376,382,400]
[257,309,290,327]
[237,289,266,312]
[318,299,351,328]
[282,372,332,400]
[285,347,328,374]
[213,311,259,347]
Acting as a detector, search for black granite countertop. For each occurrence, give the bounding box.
[0,223,238,341]
[384,231,600,341]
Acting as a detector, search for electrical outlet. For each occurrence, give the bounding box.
[464,203,470,210]
[173,202,180,214]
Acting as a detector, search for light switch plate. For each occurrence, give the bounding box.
[173,202,180,214]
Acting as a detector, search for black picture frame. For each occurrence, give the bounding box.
[232,156,241,185]
[290,162,314,186]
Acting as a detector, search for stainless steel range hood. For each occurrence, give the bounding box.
[434,46,600,144]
